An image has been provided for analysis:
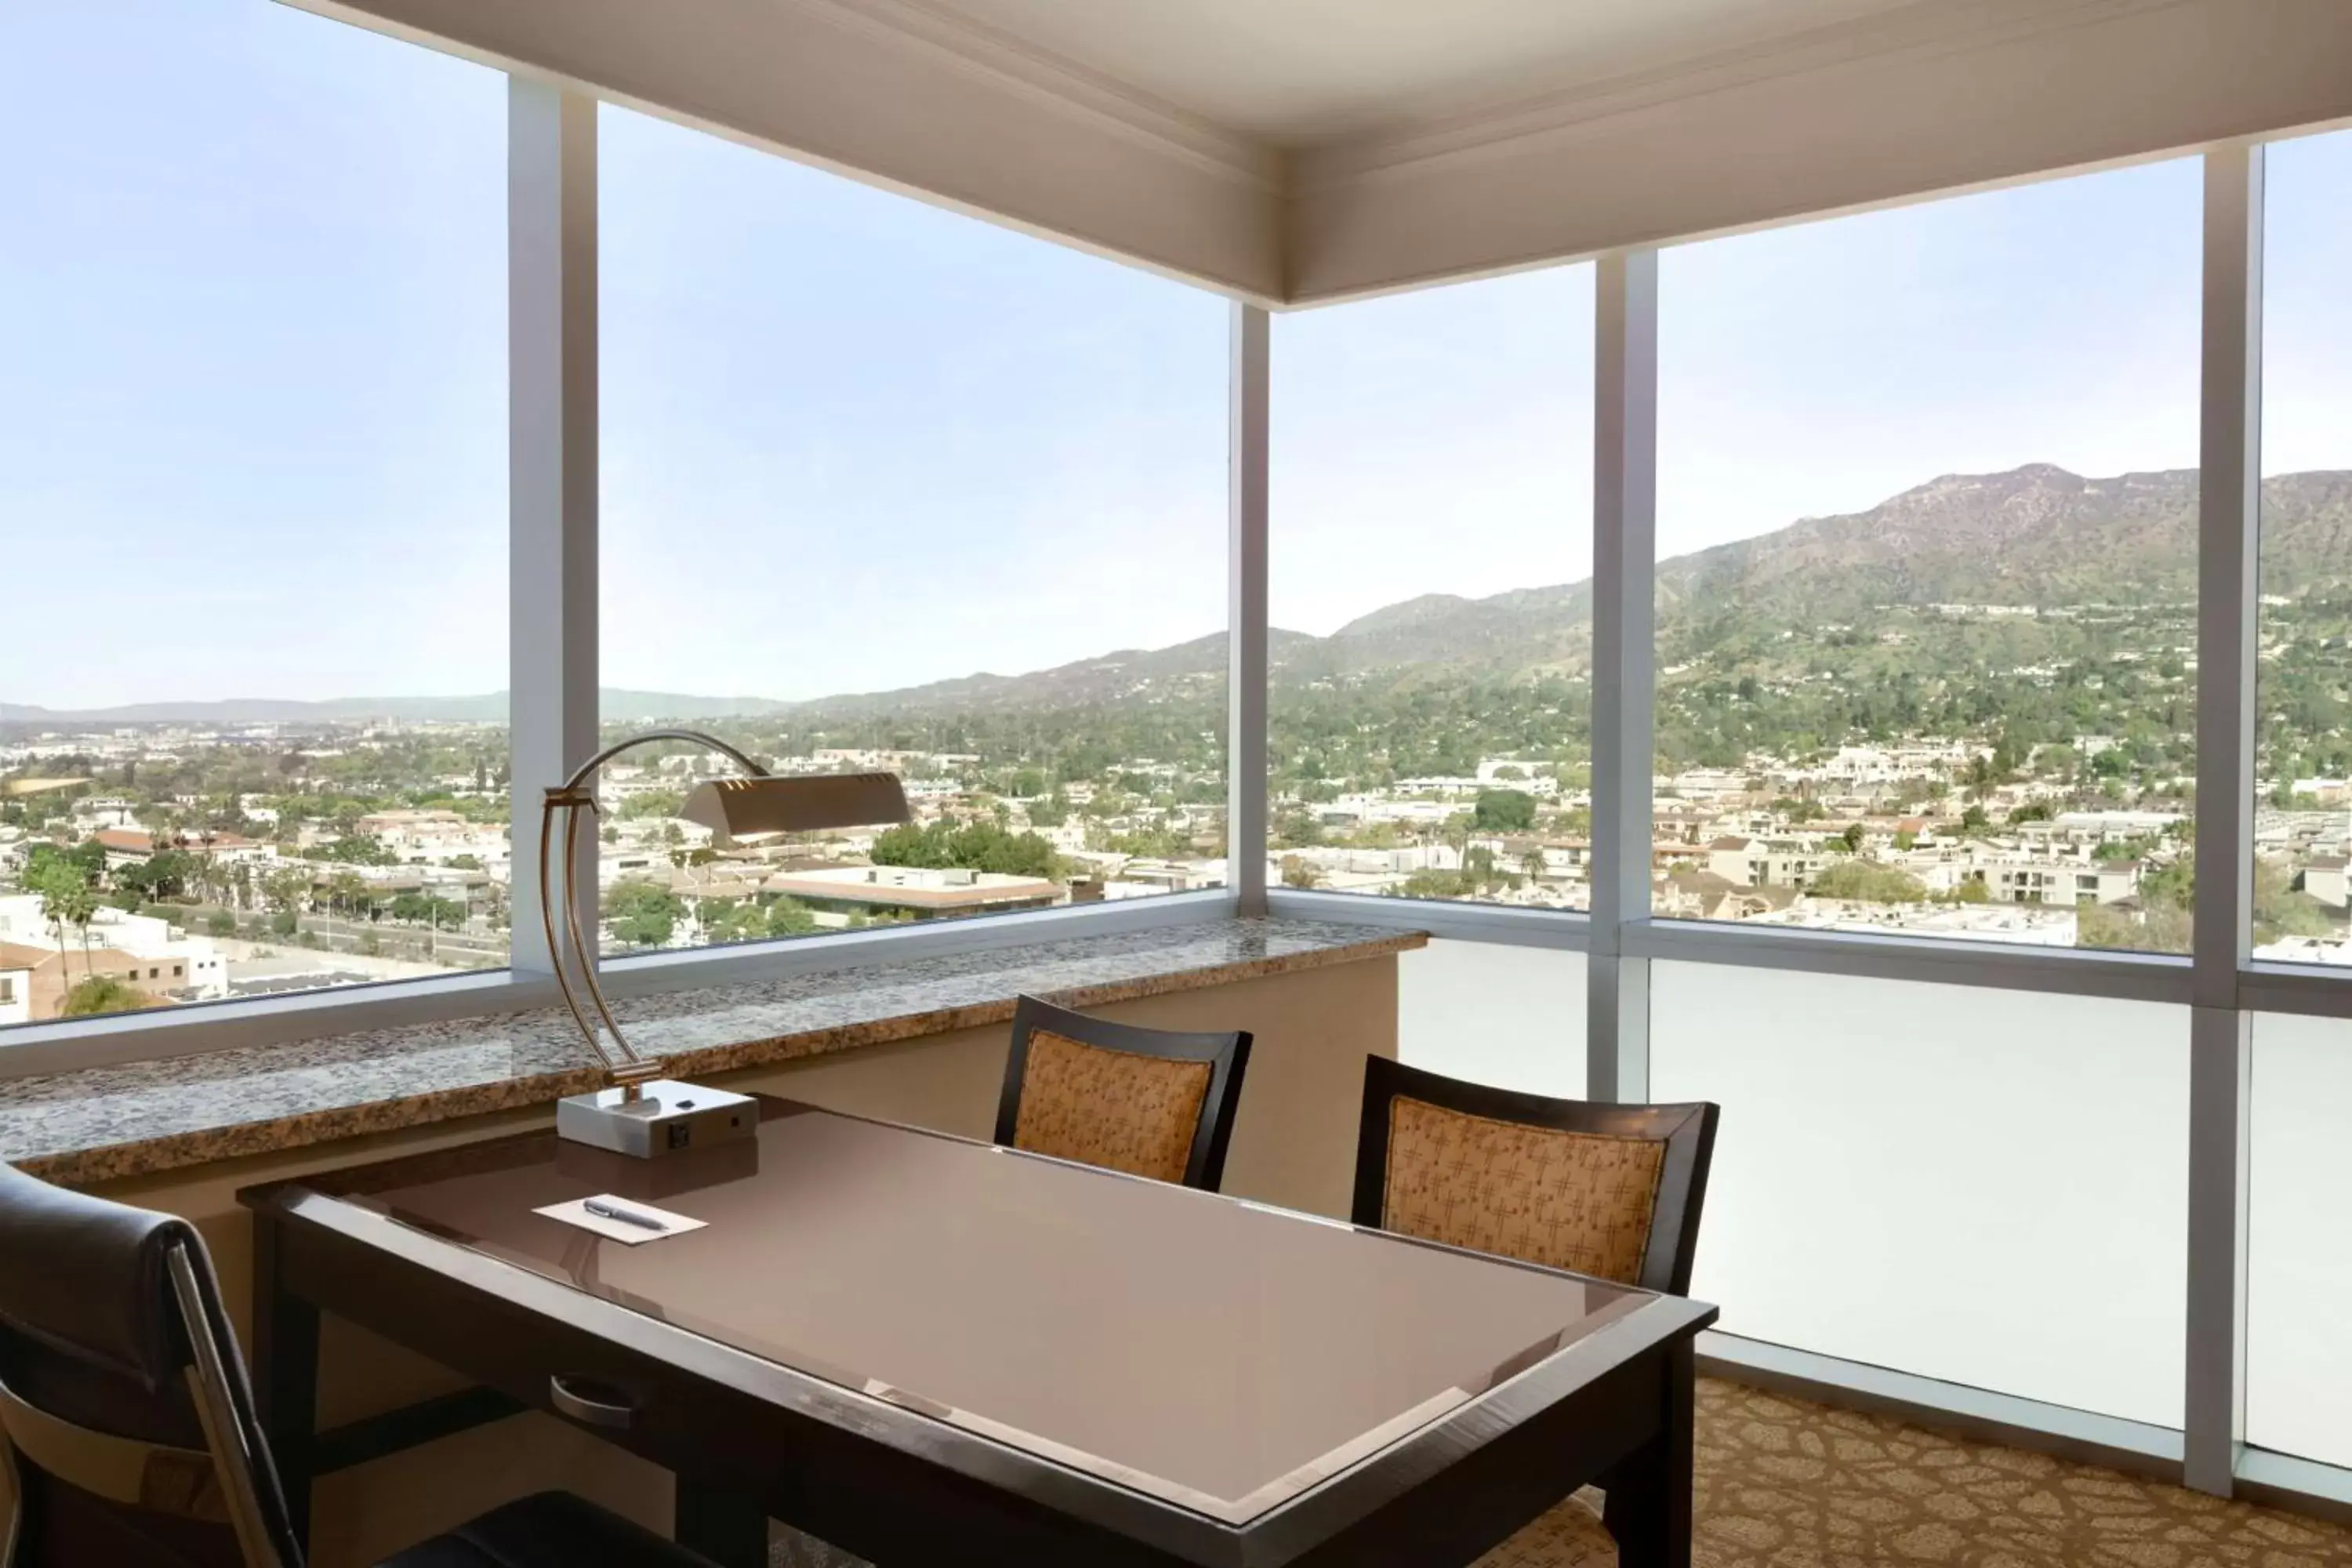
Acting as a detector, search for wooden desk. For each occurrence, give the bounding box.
[241,1097,1714,1567]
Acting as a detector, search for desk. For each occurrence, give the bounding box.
[241,1097,1715,1567]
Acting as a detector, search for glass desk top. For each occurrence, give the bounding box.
[317,1100,1648,1523]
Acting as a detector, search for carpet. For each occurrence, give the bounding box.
[1690,1378,2351,1566]
[767,1377,2352,1566]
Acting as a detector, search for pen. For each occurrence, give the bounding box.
[583,1198,669,1232]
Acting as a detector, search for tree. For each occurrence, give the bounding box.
[263,867,312,919]
[1279,855,1323,890]
[1839,822,1866,852]
[870,821,1058,879]
[317,833,396,866]
[1271,804,1326,849]
[1396,869,1474,900]
[60,975,158,1017]
[325,870,369,920]
[27,858,100,977]
[1472,789,1537,833]
[603,880,683,949]
[1808,859,1926,904]
[619,788,686,820]
[117,850,194,903]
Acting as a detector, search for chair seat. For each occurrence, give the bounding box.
[1471,1491,1616,1568]
[376,1490,722,1568]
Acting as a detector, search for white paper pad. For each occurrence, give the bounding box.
[534,1194,709,1246]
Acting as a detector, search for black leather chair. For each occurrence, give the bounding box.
[0,1160,719,1568]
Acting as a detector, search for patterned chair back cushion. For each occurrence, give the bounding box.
[1381,1094,1667,1284]
[1011,1028,1216,1185]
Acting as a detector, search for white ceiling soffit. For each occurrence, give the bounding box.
[303,0,1288,302]
[912,0,1925,147]
[307,0,2352,307]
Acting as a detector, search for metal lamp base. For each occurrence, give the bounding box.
[556,1080,760,1159]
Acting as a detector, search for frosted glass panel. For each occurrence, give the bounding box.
[2249,1013,2352,1468]
[1397,940,1584,1099]
[1651,961,2188,1427]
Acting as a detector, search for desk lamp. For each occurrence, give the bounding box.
[540,728,910,1157]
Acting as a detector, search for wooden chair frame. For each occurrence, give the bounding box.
[995,993,1253,1192]
[1352,1054,1719,1296]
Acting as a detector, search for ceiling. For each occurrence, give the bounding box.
[910,0,1922,145]
[314,0,2352,303]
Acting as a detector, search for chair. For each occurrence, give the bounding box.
[0,1160,717,1568]
[1351,1056,1719,1568]
[994,994,1251,1191]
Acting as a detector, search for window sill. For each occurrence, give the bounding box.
[0,912,1425,1188]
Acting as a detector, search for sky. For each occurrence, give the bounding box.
[2,0,2349,710]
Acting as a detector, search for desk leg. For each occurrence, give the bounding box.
[1604,1336,1694,1568]
[676,1475,768,1568]
[252,1217,321,1554]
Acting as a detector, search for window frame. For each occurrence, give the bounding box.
[7,18,2352,1515]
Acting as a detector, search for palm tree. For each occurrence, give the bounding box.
[1521,848,1549,884]
[327,869,368,921]
[31,861,100,978]
[263,866,311,923]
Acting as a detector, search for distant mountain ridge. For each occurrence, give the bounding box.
[9,466,2350,727]
[0,690,794,727]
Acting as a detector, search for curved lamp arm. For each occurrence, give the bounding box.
[559,728,769,795]
[541,728,768,1093]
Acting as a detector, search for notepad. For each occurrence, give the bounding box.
[534,1194,708,1245]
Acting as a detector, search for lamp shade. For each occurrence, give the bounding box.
[679,771,912,844]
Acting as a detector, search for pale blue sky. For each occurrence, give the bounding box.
[3,0,2347,709]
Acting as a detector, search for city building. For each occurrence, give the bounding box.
[760,865,1059,920]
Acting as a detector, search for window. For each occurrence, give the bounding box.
[2247,1012,2352,1466]
[1650,961,2189,1426]
[1654,162,2201,952]
[1269,267,1596,908]
[2255,129,2352,967]
[595,107,1228,956]
[1397,939,1584,1098]
[0,0,509,1028]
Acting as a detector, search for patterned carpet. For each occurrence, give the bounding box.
[1690,1379,2351,1567]
[768,1377,2352,1566]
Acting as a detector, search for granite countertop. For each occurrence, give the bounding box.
[0,918,1424,1186]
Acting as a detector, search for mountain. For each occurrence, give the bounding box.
[12,466,2352,729]
[1658,465,2352,621]
[0,690,795,727]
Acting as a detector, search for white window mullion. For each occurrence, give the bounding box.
[1588,250,1661,1102]
[507,82,601,977]
[2185,140,2263,1498]
[1229,302,1271,917]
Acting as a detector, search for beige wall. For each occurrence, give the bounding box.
[13,955,1395,1564]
